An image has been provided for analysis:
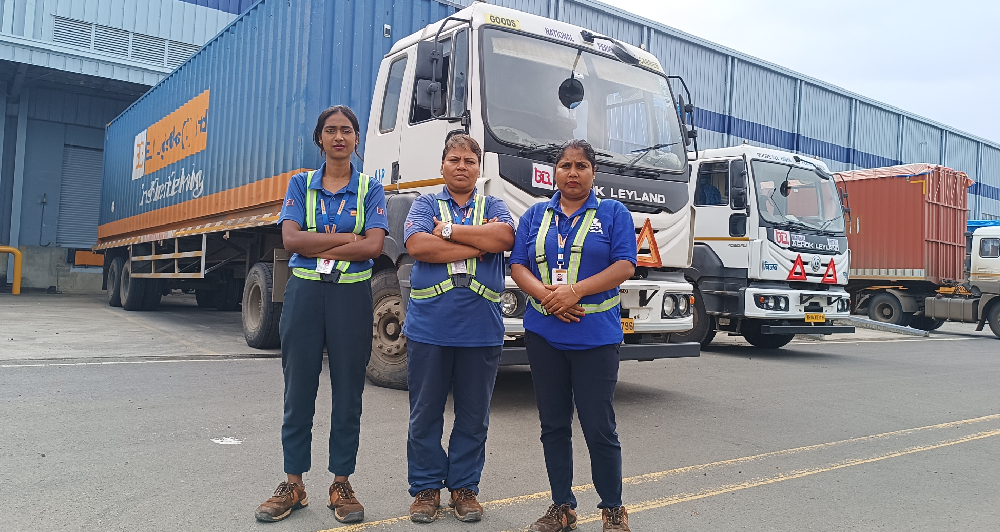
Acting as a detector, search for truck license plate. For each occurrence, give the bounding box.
[621,318,635,334]
[804,313,826,323]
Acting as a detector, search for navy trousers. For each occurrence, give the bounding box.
[278,275,372,476]
[525,331,623,509]
[407,340,502,496]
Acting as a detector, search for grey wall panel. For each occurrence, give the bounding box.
[43,0,235,44]
[731,61,795,150]
[903,120,941,165]
[695,128,726,151]
[973,145,1000,218]
[18,119,66,248]
[946,134,978,180]
[854,102,899,167]
[799,84,850,147]
[651,32,727,114]
[27,88,132,130]
[0,119,15,246]
[559,1,642,46]
[488,0,548,16]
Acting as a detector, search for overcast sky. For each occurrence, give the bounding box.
[609,0,1000,143]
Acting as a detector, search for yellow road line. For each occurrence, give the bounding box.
[317,413,1000,532]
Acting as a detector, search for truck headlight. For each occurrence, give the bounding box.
[662,294,676,317]
[500,289,525,318]
[755,295,789,311]
[677,294,690,316]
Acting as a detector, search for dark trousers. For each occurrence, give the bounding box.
[278,275,372,476]
[407,340,502,496]
[525,331,623,509]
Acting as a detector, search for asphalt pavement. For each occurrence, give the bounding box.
[2,292,999,531]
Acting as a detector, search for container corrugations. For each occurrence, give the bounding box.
[99,0,457,242]
[835,164,973,285]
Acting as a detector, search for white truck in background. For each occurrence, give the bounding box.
[672,145,856,348]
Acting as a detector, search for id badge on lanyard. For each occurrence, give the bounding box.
[551,214,578,285]
[448,203,474,274]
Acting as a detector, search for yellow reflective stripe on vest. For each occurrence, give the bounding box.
[414,194,498,302]
[299,170,371,283]
[529,293,619,316]
[410,278,500,303]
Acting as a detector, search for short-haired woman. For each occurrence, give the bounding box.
[255,105,388,524]
[510,140,637,532]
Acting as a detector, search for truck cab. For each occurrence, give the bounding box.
[676,145,854,348]
[361,4,700,388]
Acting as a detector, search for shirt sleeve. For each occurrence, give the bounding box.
[486,196,515,230]
[278,173,307,228]
[363,180,389,234]
[403,195,437,244]
[508,204,535,267]
[609,201,638,265]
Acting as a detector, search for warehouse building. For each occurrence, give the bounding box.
[2,0,998,291]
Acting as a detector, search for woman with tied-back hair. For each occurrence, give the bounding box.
[255,105,388,525]
[510,139,637,532]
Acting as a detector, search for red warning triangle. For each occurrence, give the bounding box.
[787,255,808,281]
[635,218,662,268]
[821,259,838,284]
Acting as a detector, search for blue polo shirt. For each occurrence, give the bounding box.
[402,187,514,347]
[509,191,637,350]
[278,162,389,273]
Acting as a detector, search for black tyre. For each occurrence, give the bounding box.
[107,256,124,307]
[741,320,794,349]
[910,316,944,331]
[987,302,1000,339]
[119,259,147,311]
[243,262,282,349]
[867,293,912,326]
[670,288,716,347]
[367,268,408,390]
[215,274,244,311]
[141,279,162,311]
[196,289,218,308]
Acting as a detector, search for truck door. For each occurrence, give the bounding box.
[692,158,749,268]
[365,53,409,185]
[397,28,469,187]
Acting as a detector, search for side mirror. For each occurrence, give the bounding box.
[415,40,443,81]
[729,213,747,237]
[558,77,585,109]
[415,79,442,113]
[730,159,748,210]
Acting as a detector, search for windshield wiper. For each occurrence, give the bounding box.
[518,142,562,157]
[624,142,679,172]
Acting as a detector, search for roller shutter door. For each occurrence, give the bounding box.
[56,146,104,248]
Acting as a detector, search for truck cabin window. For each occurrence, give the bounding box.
[380,56,408,133]
[480,28,685,173]
[751,160,845,234]
[695,162,729,206]
[981,238,1000,258]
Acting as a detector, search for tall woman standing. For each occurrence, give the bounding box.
[510,140,637,532]
[255,106,388,524]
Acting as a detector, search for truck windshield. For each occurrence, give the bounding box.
[480,28,686,173]
[752,160,845,234]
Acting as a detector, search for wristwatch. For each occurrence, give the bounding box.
[442,222,454,241]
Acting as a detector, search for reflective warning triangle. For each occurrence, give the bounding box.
[636,218,662,268]
[821,259,838,284]
[787,255,808,281]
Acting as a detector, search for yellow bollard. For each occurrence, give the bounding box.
[0,246,22,295]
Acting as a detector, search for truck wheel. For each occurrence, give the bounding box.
[670,289,715,347]
[741,320,794,349]
[215,275,244,311]
[988,303,1000,339]
[367,269,408,390]
[107,256,124,307]
[119,260,147,311]
[910,316,944,331]
[867,293,912,326]
[141,280,163,311]
[243,262,282,349]
[196,289,218,308]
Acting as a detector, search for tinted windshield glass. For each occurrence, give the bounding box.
[481,28,685,173]
[751,160,845,233]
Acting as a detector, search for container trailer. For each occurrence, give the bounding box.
[96,1,703,388]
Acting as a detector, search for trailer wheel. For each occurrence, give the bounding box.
[107,256,124,307]
[867,293,912,326]
[141,280,163,311]
[670,288,715,347]
[196,289,218,308]
[366,268,408,390]
[741,320,794,349]
[119,260,147,311]
[243,262,282,349]
[215,274,244,311]
[910,316,944,331]
[987,303,1000,339]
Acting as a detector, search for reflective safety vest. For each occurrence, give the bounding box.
[530,202,620,315]
[409,195,501,303]
[292,170,372,283]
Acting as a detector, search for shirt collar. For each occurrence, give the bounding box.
[435,185,479,208]
[308,162,360,194]
[549,190,599,217]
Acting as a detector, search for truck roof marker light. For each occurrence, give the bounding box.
[821,260,838,284]
[636,218,662,268]
[787,255,808,281]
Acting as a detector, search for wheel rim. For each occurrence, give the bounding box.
[875,302,894,322]
[372,294,405,362]
[121,266,131,298]
[246,282,263,330]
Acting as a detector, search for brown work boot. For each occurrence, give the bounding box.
[602,506,630,531]
[449,487,483,522]
[528,503,577,532]
[254,482,308,522]
[328,480,364,523]
[409,488,441,523]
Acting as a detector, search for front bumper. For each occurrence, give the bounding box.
[500,341,699,365]
[760,324,855,335]
[742,286,851,321]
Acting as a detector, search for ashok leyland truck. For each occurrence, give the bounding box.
[96,2,700,389]
[672,145,855,349]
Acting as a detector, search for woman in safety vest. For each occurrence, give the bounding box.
[255,105,388,524]
[510,139,637,532]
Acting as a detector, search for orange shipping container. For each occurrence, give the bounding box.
[833,164,973,286]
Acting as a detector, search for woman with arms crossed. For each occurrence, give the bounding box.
[510,140,636,532]
[255,106,388,524]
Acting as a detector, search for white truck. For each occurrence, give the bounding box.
[358,4,701,387]
[671,145,855,349]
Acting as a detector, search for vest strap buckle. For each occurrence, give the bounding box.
[451,274,472,288]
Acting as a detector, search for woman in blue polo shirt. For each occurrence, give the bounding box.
[255,106,388,525]
[510,140,637,532]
